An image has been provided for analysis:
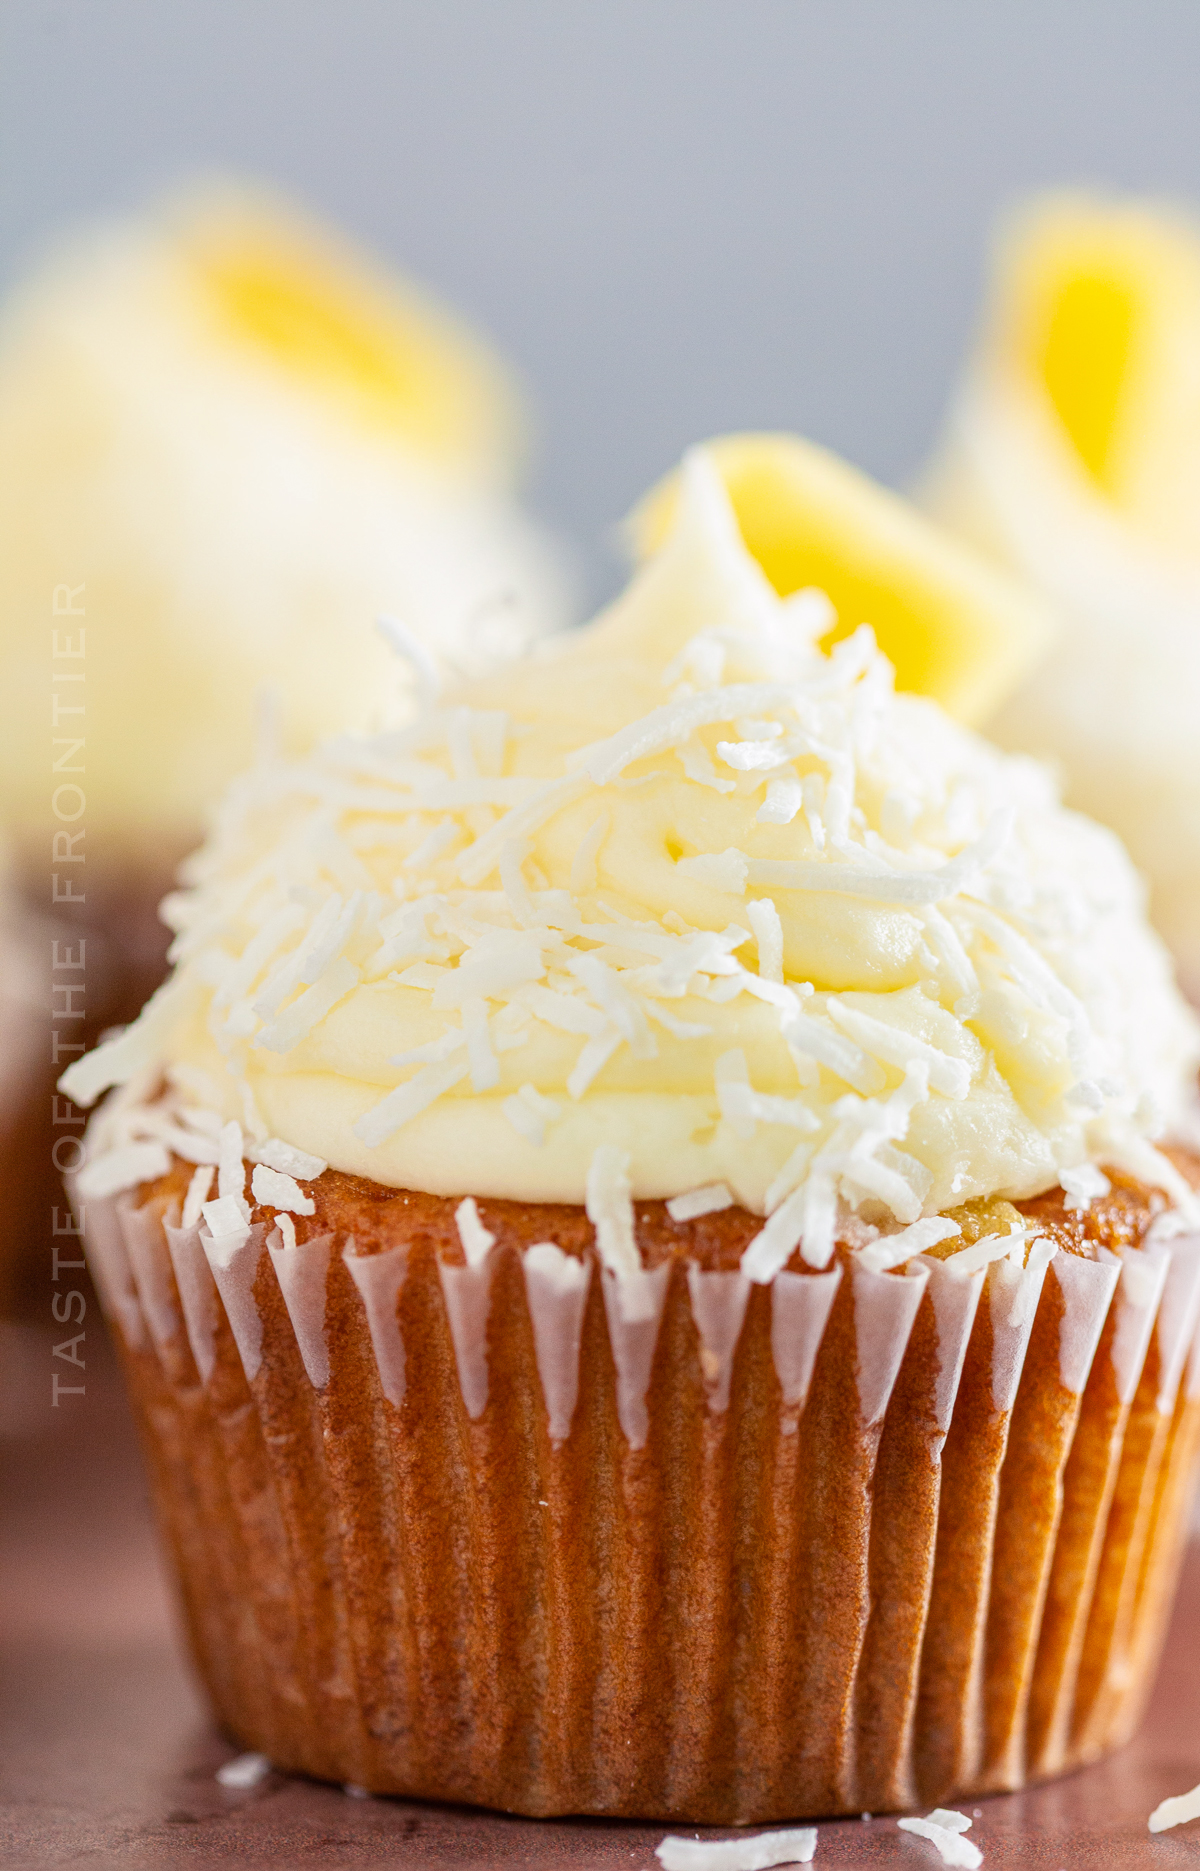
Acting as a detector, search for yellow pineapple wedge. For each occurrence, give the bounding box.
[0,180,566,858]
[171,185,524,484]
[632,431,1055,727]
[924,194,1200,992]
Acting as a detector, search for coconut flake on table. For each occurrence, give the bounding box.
[215,1751,272,1790]
[1149,1779,1200,1832]
[897,1808,982,1867]
[655,1827,817,1869]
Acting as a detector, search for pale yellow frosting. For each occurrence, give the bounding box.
[0,182,566,855]
[64,445,1200,1262]
[924,193,1200,992]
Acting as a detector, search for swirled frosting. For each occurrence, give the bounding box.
[64,445,1200,1274]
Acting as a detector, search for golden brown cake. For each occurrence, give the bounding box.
[64,442,1200,1820]
[77,1153,1200,1820]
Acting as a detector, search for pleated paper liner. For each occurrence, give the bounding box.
[2,863,173,1319]
[77,1163,1200,1823]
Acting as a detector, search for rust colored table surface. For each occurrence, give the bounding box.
[5,1324,1200,1869]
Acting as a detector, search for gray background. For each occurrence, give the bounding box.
[4,1,1200,609]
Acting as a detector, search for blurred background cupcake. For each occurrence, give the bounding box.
[923,194,1200,999]
[0,178,569,1313]
[0,838,44,1320]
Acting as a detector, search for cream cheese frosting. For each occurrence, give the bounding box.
[923,193,1200,993]
[64,446,1200,1274]
[0,182,567,855]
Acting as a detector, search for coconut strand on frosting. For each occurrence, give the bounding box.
[63,443,1200,1285]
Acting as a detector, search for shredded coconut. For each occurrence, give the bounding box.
[825,1003,971,1099]
[667,1184,736,1223]
[58,444,1200,1245]
[944,1229,1022,1277]
[250,1138,327,1180]
[215,1752,272,1790]
[586,1145,640,1279]
[182,1163,214,1228]
[202,1194,251,1241]
[217,1120,248,1213]
[455,1195,495,1268]
[747,897,784,984]
[743,1180,826,1282]
[897,1810,981,1867]
[502,1082,561,1146]
[757,774,803,824]
[461,997,500,1092]
[354,1059,471,1148]
[655,1828,817,1870]
[1061,1162,1112,1212]
[250,1163,315,1216]
[1149,1779,1200,1832]
[255,956,360,1052]
[567,1029,622,1100]
[75,1139,171,1201]
[855,1216,961,1273]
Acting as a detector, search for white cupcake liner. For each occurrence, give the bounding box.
[75,1173,1200,1821]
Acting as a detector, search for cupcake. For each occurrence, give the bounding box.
[0,179,567,1313]
[64,442,1200,1821]
[0,843,45,1318]
[922,193,1200,994]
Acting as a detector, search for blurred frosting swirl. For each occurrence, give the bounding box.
[0,181,567,854]
[925,192,1200,992]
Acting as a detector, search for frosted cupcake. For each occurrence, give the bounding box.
[0,179,566,1312]
[923,192,1200,994]
[64,442,1200,1821]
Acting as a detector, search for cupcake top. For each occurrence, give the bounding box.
[0,181,566,856]
[924,192,1200,989]
[65,443,1200,1278]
